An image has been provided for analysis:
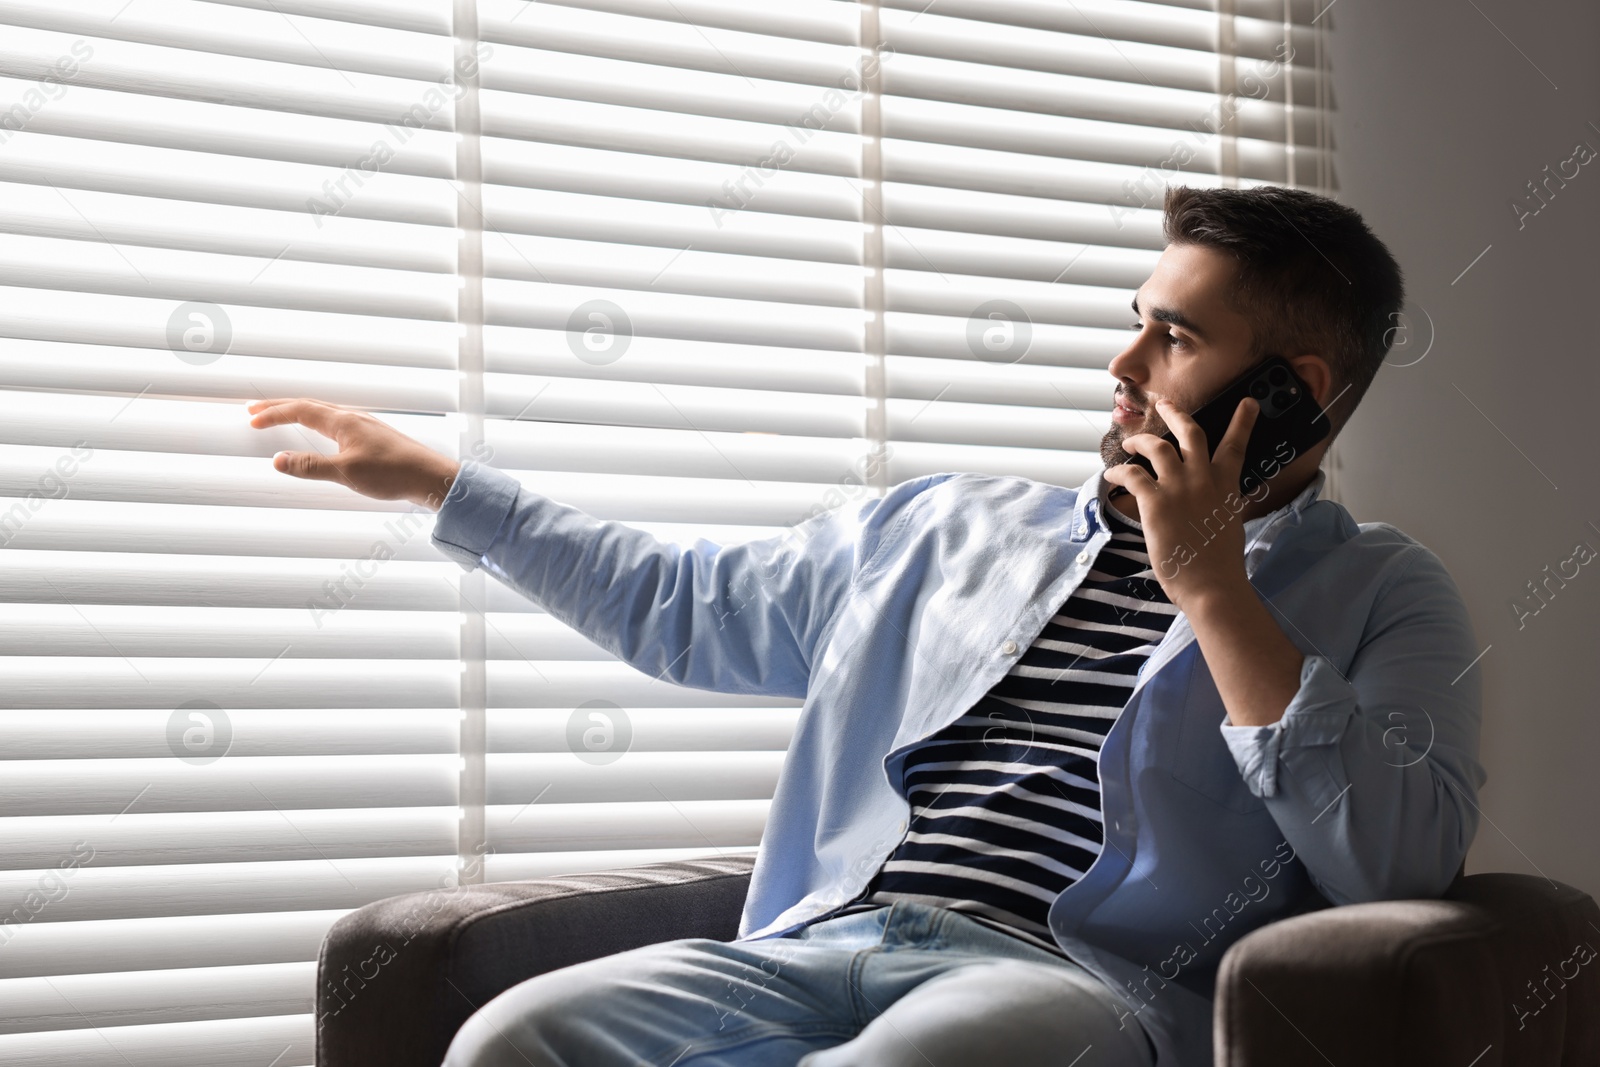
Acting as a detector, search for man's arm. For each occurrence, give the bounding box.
[1212,545,1487,904]
[432,459,925,698]
[1181,576,1303,729]
[245,395,932,699]
[1104,396,1486,904]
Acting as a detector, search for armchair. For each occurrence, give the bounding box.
[317,855,1600,1066]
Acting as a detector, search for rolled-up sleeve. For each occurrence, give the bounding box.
[1218,544,1488,904]
[430,460,939,700]
[430,459,520,571]
[1219,652,1356,800]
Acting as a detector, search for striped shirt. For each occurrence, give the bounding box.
[845,497,1180,954]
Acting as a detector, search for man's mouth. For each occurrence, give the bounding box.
[1113,398,1144,422]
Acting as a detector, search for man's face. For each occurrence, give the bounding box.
[1100,242,1259,468]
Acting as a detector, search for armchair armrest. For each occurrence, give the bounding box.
[316,854,756,1067]
[1214,873,1600,1067]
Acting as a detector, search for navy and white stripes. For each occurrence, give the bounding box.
[851,500,1180,954]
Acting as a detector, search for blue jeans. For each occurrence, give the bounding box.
[442,899,1159,1067]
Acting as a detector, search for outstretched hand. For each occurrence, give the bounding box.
[246,397,461,511]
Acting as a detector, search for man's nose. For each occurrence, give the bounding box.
[1107,343,1147,387]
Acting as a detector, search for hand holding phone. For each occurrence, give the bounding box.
[1113,355,1329,499]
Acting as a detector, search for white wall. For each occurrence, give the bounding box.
[1324,0,1600,897]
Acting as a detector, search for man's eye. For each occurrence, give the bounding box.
[1130,321,1142,331]
[1167,333,1189,349]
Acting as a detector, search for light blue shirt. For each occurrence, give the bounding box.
[431,460,1487,1067]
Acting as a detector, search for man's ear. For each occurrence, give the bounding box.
[1287,354,1336,410]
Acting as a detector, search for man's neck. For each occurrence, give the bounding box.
[1105,470,1316,526]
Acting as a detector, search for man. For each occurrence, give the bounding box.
[249,185,1486,1066]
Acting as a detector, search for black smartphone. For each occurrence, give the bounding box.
[1112,354,1330,499]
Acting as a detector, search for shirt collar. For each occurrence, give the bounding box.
[1070,465,1328,543]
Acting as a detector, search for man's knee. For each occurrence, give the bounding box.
[443,939,726,1067]
[442,967,586,1067]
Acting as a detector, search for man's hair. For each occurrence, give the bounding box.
[1162,185,1405,437]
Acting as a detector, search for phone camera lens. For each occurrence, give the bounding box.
[1269,367,1288,386]
[1250,380,1270,399]
[1271,389,1294,409]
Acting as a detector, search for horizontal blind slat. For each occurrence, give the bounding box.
[0,448,450,513]
[0,346,456,415]
[0,704,793,759]
[0,1013,312,1067]
[481,380,863,440]
[0,129,456,226]
[481,138,863,221]
[487,798,769,853]
[0,305,456,371]
[480,0,864,88]
[483,185,862,267]
[484,280,864,353]
[0,910,347,980]
[0,502,455,561]
[884,440,1102,488]
[200,0,451,35]
[484,326,862,391]
[0,962,313,1036]
[0,540,462,602]
[1,808,458,869]
[487,753,784,805]
[507,0,857,47]
[885,310,1127,370]
[482,844,759,882]
[0,25,458,127]
[877,0,1327,55]
[0,1,451,80]
[485,661,800,708]
[0,180,457,274]
[479,90,861,174]
[0,77,455,179]
[483,234,865,308]
[0,656,463,708]
[488,706,796,751]
[0,856,459,921]
[5,233,457,322]
[481,41,867,131]
[0,758,458,816]
[0,706,460,758]
[885,354,1112,409]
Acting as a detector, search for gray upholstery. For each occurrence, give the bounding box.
[1214,874,1600,1065]
[315,856,753,1067]
[318,856,1600,1067]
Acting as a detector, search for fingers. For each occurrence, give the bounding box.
[248,397,347,438]
[1123,426,1182,483]
[247,397,297,420]
[1154,398,1207,461]
[1207,396,1259,496]
[1215,396,1260,464]
[1103,459,1154,497]
[272,450,346,484]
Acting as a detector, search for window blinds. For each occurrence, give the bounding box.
[0,0,1331,1062]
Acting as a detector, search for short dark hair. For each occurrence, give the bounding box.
[1162,185,1404,437]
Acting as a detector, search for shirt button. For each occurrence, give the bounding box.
[1076,549,1092,564]
[1000,639,1018,655]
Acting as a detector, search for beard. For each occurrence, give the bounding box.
[1099,402,1173,469]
